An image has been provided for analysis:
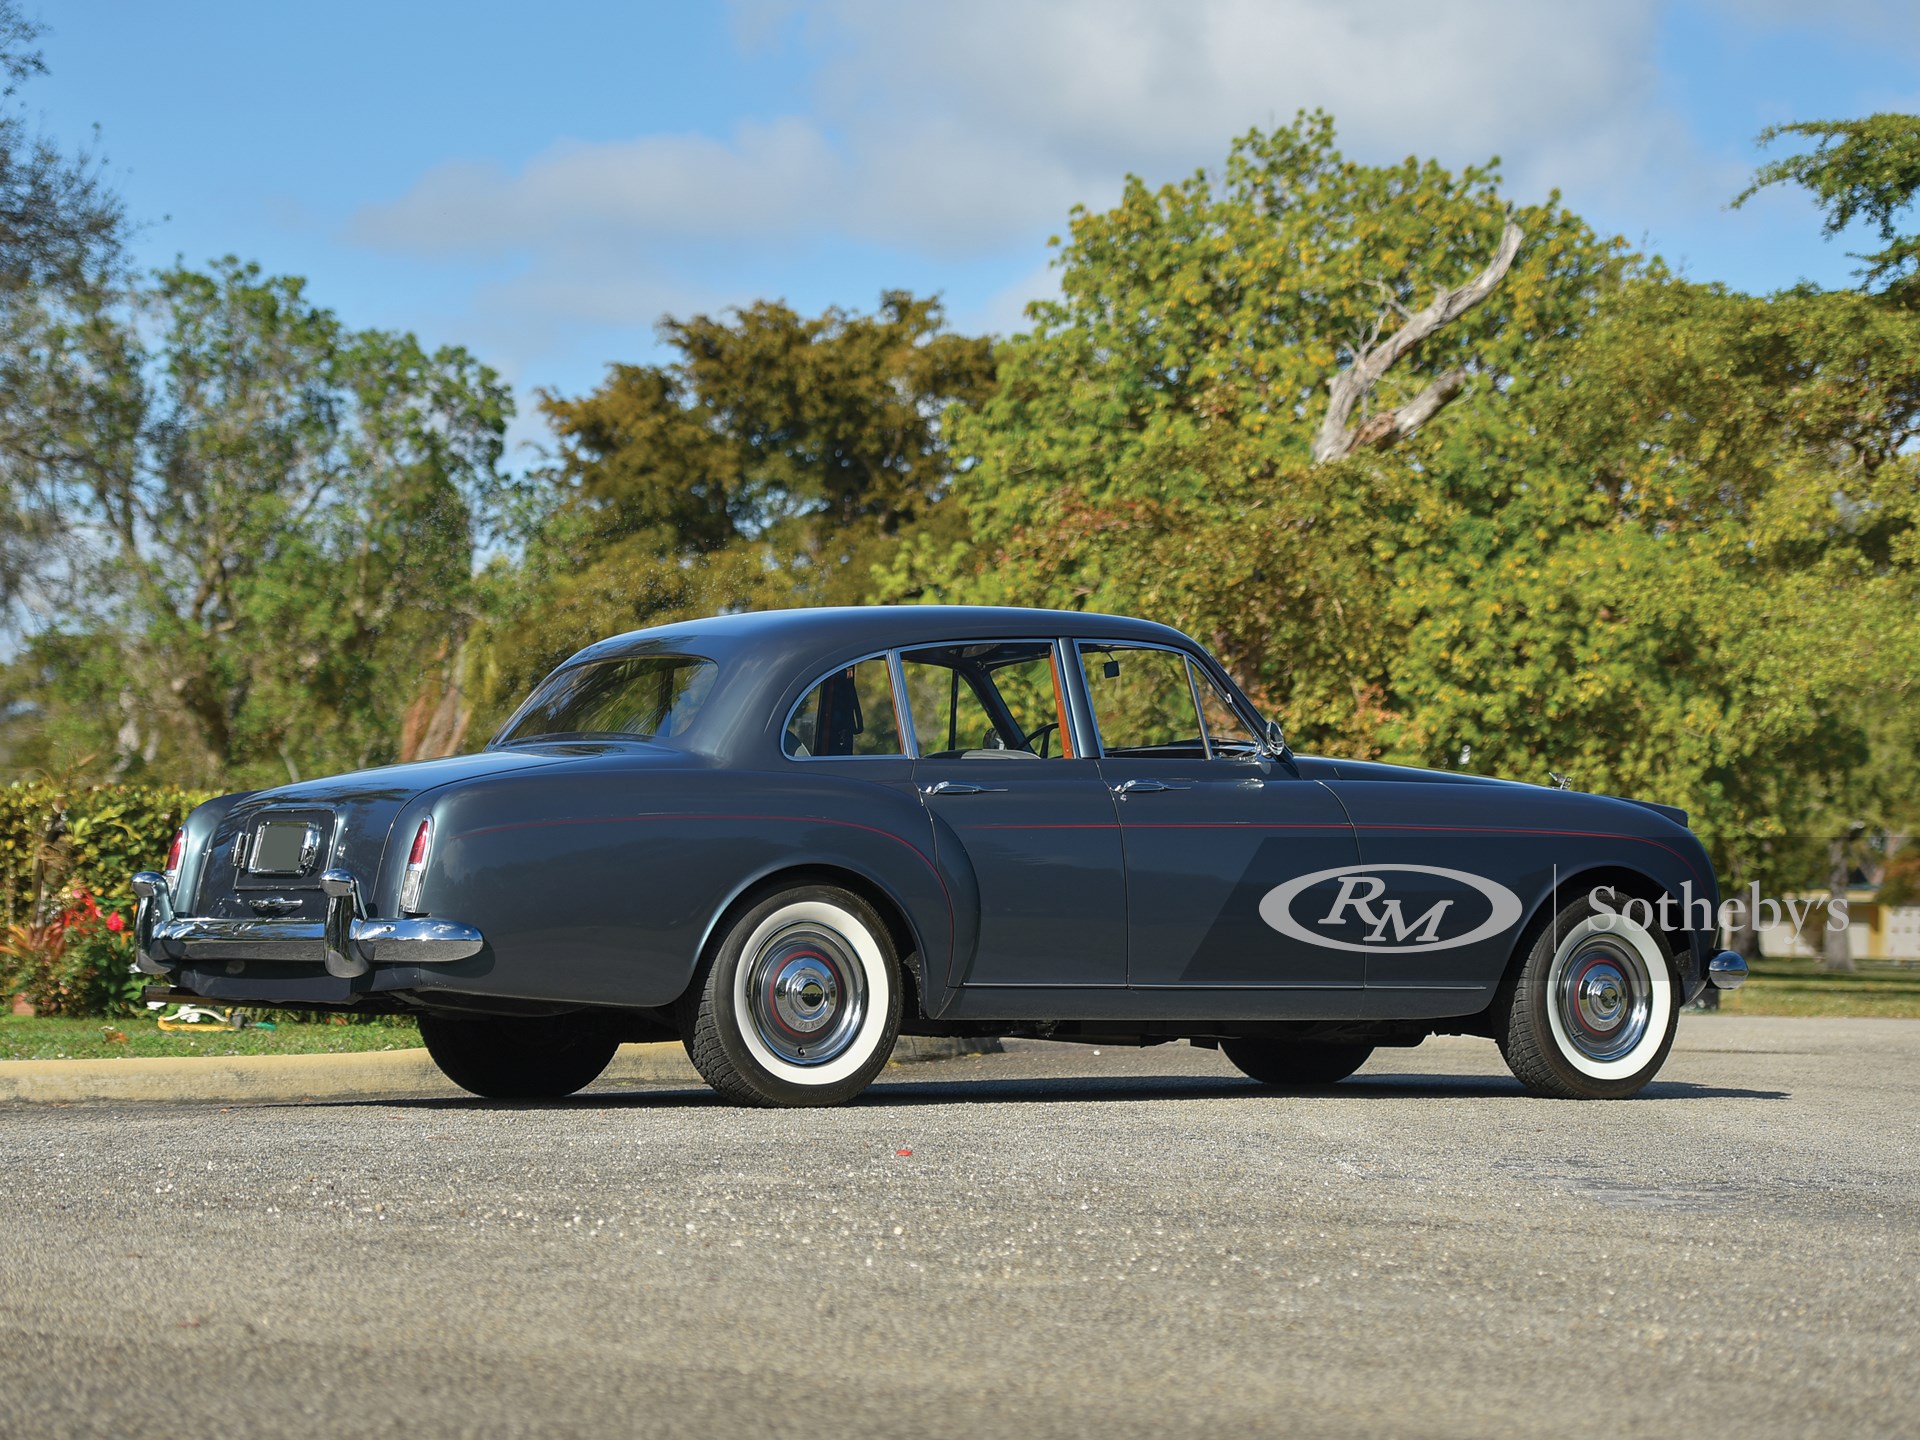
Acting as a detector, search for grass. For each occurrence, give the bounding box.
[6,959,1914,1057]
[1710,957,1920,1020]
[1,1012,420,1061]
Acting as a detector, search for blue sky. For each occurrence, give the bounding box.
[26,1,1920,458]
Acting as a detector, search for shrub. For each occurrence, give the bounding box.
[1,779,211,1016]
[1,779,211,927]
[0,887,143,1017]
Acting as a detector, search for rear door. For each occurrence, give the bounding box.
[1076,641,1363,994]
[903,640,1128,991]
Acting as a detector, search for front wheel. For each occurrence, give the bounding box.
[681,884,903,1107]
[418,1011,621,1100]
[1220,1039,1374,1088]
[1498,895,1679,1099]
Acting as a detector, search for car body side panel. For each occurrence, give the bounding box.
[1326,777,1717,1000]
[417,763,951,1012]
[915,757,1128,991]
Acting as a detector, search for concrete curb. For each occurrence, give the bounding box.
[0,1043,697,1105]
[0,1035,1001,1105]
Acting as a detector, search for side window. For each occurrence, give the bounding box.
[901,641,1071,759]
[784,658,904,758]
[1080,644,1206,758]
[1192,664,1262,756]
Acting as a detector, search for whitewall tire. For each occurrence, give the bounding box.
[1498,895,1679,1099]
[682,885,902,1107]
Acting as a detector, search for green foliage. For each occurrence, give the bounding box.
[0,0,127,614]
[470,293,994,727]
[1736,114,1920,305]
[886,113,1629,741]
[0,779,208,926]
[2,260,515,786]
[893,112,1920,885]
[939,112,1625,541]
[0,888,141,1017]
[0,778,207,1016]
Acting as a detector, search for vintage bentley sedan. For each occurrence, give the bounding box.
[133,606,1747,1105]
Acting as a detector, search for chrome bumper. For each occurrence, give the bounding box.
[1707,949,1749,991]
[131,870,483,981]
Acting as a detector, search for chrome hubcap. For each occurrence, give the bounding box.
[1552,935,1653,1063]
[745,922,866,1066]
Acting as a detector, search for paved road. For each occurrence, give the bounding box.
[1,1017,1915,1440]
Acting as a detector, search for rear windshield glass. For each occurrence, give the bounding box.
[498,655,718,744]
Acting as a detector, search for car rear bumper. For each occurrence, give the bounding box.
[131,870,483,981]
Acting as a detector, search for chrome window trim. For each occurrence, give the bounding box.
[1186,655,1264,759]
[886,649,920,758]
[488,650,720,749]
[1070,638,1268,761]
[897,637,1086,762]
[780,649,912,762]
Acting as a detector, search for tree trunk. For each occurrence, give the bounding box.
[1823,837,1855,973]
[398,637,474,762]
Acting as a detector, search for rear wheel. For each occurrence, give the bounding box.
[1220,1039,1374,1088]
[1498,894,1678,1099]
[418,1011,621,1100]
[682,884,902,1107]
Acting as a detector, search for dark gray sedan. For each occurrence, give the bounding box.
[134,605,1747,1105]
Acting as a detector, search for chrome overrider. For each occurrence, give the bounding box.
[130,868,485,981]
[1707,949,1749,990]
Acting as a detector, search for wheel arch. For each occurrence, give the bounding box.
[687,862,929,1019]
[1497,864,1703,1006]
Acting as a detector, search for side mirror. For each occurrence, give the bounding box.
[1264,719,1288,755]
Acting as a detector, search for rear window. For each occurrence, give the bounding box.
[499,655,717,744]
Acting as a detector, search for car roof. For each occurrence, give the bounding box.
[565,605,1197,671]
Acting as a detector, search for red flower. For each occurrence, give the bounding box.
[105,912,126,934]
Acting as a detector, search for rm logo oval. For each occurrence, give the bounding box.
[1259,863,1524,954]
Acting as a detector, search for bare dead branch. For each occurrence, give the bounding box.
[1311,219,1523,466]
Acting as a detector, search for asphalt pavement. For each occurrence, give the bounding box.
[1,1016,1915,1439]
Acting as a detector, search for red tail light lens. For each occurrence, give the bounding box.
[163,828,185,886]
[399,819,432,913]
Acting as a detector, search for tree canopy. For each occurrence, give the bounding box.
[466,292,993,725]
[0,58,1913,930]
[1736,113,1920,305]
[2,260,513,787]
[876,112,1920,887]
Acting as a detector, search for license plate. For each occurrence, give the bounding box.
[249,820,320,875]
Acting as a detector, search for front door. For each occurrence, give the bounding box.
[1076,641,1363,993]
[903,640,1127,991]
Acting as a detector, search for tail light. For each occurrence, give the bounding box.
[399,819,432,914]
[163,828,185,890]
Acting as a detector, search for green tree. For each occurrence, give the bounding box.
[471,292,993,724]
[0,1,127,612]
[885,113,1627,743]
[1736,113,1920,306]
[2,260,515,787]
[894,111,1920,909]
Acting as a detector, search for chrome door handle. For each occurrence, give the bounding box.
[919,780,1008,796]
[1110,778,1190,796]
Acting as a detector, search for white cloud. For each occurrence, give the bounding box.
[351,117,843,255]
[352,0,1846,388]
[353,0,1681,274]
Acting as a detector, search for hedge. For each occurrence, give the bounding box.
[2,780,212,1016]
[1,780,211,926]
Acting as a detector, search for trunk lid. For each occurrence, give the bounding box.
[190,750,575,921]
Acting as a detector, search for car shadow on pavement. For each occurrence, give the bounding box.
[338,1073,1789,1111]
